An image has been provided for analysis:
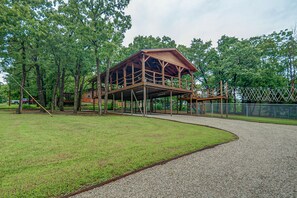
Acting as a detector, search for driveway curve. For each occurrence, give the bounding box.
[72,115,297,198]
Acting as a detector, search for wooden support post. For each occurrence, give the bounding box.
[124,100,126,113]
[130,89,133,115]
[196,99,198,115]
[225,82,229,118]
[220,80,223,118]
[190,94,193,115]
[178,67,181,88]
[132,63,135,85]
[162,67,165,86]
[143,85,146,116]
[153,72,156,84]
[171,77,173,87]
[124,67,127,87]
[142,54,145,82]
[121,92,124,114]
[92,82,95,111]
[190,72,194,91]
[170,90,173,116]
[116,70,118,89]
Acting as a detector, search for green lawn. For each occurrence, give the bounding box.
[0,103,40,110]
[207,113,297,125]
[0,111,236,197]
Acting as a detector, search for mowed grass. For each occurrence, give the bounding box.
[207,113,297,125]
[0,111,236,197]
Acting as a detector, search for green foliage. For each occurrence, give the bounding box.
[176,30,297,90]
[0,111,236,197]
[0,0,132,112]
[121,35,177,58]
[0,83,8,102]
[1,0,296,108]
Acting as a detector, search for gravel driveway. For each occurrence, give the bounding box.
[72,115,297,198]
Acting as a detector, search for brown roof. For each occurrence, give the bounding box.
[91,48,197,82]
[114,48,196,72]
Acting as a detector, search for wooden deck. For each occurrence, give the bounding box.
[90,48,198,115]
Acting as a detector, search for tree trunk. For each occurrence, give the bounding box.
[73,62,81,114]
[233,87,236,114]
[104,58,111,114]
[35,63,46,112]
[8,84,11,106]
[95,48,102,115]
[233,75,237,114]
[59,67,66,111]
[17,42,26,114]
[51,62,60,113]
[77,75,85,111]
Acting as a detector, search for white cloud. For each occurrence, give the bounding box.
[123,0,297,46]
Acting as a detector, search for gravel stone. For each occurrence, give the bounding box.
[72,114,297,198]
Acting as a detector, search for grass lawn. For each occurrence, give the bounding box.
[0,103,40,110]
[0,110,236,197]
[207,113,297,125]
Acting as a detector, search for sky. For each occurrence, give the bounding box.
[123,0,297,46]
[1,0,296,84]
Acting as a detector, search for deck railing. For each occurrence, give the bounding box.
[93,69,191,97]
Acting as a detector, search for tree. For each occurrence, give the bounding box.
[0,0,33,113]
[123,35,176,57]
[61,0,131,115]
[180,39,217,88]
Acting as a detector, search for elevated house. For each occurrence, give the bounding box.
[90,48,198,115]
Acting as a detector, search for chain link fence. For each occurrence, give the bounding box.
[194,102,297,119]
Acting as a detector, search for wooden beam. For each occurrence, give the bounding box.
[190,94,193,115]
[145,55,150,62]
[132,63,135,85]
[178,66,181,88]
[116,70,118,89]
[162,61,165,86]
[123,67,127,87]
[143,85,146,116]
[124,100,126,113]
[196,99,198,115]
[142,54,145,82]
[121,92,124,114]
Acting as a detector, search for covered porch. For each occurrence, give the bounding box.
[90,48,198,116]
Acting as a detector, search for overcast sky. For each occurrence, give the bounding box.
[1,0,296,83]
[123,0,297,46]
